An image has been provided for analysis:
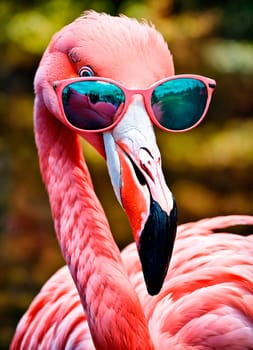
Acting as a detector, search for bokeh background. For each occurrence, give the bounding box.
[0,0,252,347]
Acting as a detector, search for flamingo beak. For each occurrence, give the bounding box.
[103,96,177,295]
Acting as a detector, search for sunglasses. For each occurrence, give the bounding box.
[53,75,216,133]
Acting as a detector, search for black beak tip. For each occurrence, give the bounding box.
[138,199,177,296]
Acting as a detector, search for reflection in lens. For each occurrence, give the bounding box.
[151,78,207,130]
[62,81,125,130]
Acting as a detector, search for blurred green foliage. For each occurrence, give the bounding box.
[0,0,252,348]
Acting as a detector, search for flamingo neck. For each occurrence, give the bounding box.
[34,96,154,349]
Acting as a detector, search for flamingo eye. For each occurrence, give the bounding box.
[79,66,94,77]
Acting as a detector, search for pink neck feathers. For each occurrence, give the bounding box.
[34,96,154,349]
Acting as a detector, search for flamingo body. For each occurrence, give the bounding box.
[11,11,253,350]
[12,216,253,349]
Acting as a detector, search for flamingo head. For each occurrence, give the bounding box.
[35,11,177,295]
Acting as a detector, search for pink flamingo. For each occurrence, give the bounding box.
[11,11,253,349]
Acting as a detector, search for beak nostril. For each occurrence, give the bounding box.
[139,147,158,182]
[140,147,154,159]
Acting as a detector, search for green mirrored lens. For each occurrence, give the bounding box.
[151,78,207,130]
[62,81,125,130]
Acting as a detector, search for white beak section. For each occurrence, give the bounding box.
[103,131,122,205]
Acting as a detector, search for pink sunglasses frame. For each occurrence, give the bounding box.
[53,74,216,133]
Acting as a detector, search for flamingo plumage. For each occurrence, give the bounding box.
[11,11,253,350]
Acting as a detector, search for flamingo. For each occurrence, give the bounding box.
[11,11,253,349]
